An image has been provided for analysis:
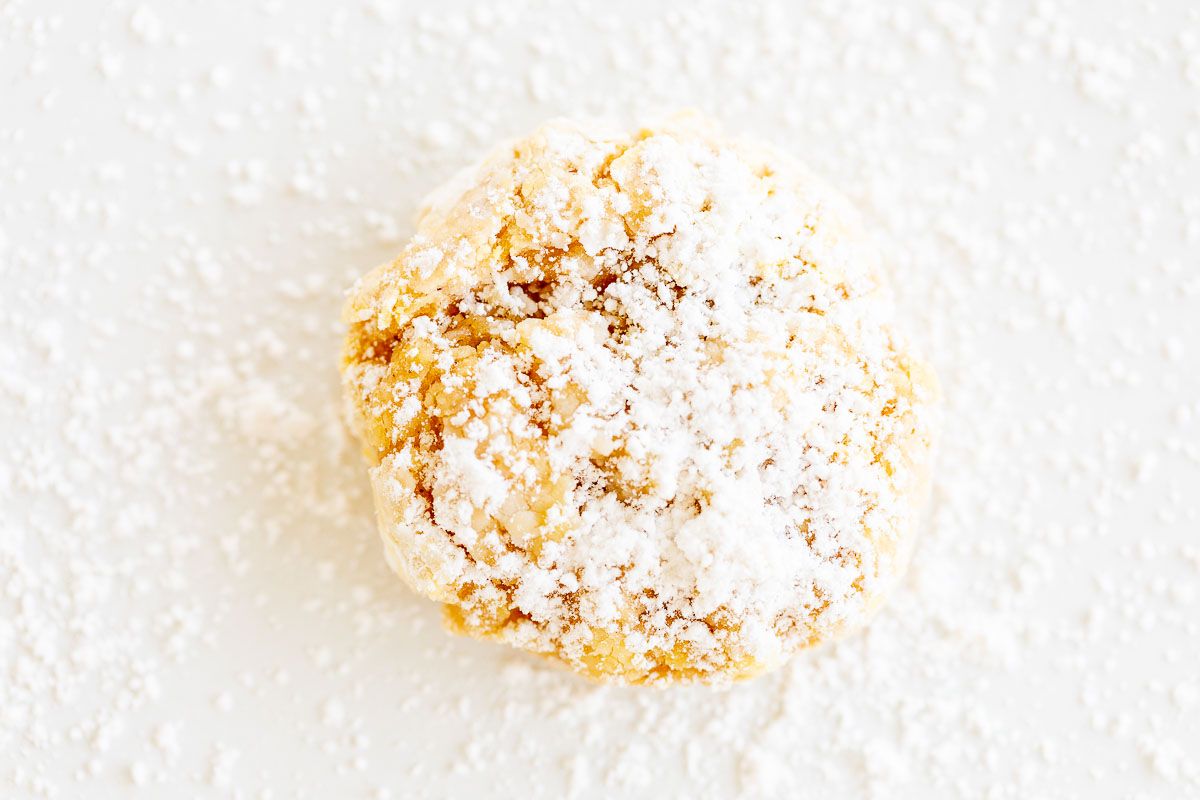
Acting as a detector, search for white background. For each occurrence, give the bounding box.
[2,1,1199,798]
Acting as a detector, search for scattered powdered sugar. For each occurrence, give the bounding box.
[1,0,1198,797]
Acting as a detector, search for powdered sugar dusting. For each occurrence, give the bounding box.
[343,116,936,683]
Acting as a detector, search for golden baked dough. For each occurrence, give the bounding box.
[341,114,936,684]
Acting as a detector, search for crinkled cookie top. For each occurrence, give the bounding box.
[341,114,936,684]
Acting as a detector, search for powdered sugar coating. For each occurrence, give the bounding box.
[342,115,936,683]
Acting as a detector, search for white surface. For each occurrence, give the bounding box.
[2,1,1198,798]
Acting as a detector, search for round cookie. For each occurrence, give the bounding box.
[341,114,937,684]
